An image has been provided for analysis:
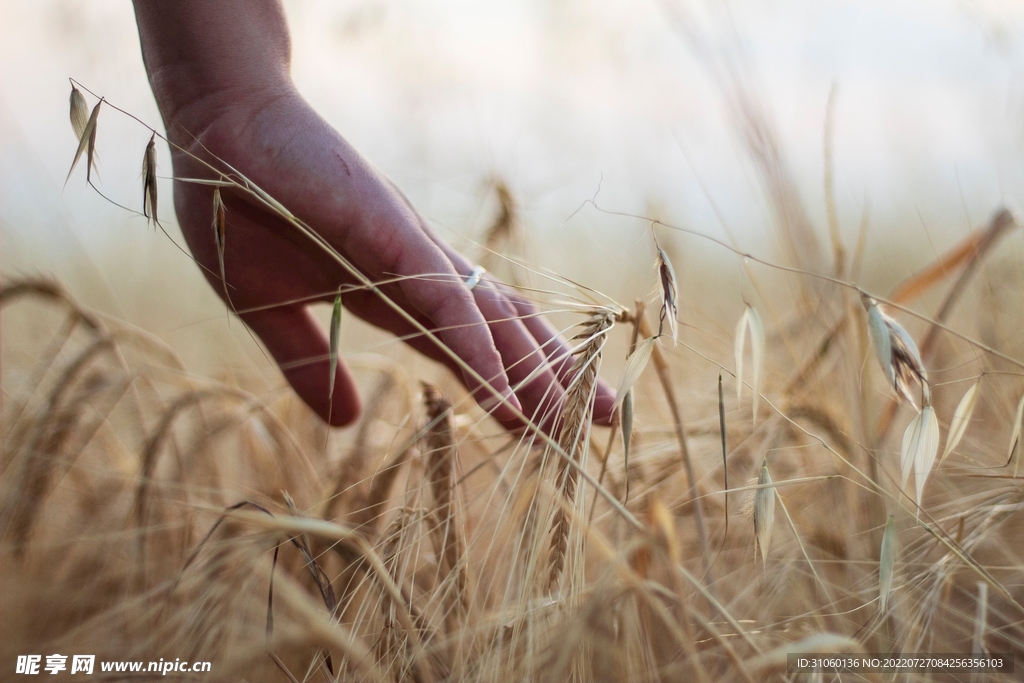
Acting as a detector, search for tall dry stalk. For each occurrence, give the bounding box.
[422,383,467,618]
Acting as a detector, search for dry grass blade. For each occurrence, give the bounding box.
[635,309,714,588]
[142,133,158,225]
[878,513,896,613]
[621,389,633,502]
[863,294,928,408]
[972,582,989,656]
[900,406,939,504]
[734,305,765,422]
[734,307,749,403]
[753,460,775,566]
[718,373,729,535]
[329,290,342,401]
[65,98,101,186]
[282,493,339,641]
[656,247,679,344]
[69,84,88,141]
[1006,394,1024,476]
[943,378,980,463]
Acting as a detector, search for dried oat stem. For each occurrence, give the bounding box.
[594,300,645,517]
[635,310,714,592]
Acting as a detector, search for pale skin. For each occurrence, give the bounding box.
[132,0,614,432]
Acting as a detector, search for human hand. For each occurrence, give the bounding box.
[134,0,614,432]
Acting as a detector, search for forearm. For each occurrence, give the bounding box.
[133,0,294,132]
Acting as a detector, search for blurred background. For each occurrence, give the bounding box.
[2,0,1024,383]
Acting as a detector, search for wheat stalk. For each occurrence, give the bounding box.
[422,383,467,618]
[547,309,615,591]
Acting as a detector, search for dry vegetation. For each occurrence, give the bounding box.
[1,81,1024,682]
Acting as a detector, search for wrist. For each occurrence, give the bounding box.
[133,0,295,138]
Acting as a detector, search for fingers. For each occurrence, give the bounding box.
[375,220,523,424]
[242,305,362,426]
[502,288,617,425]
[438,242,616,428]
[467,278,567,433]
[339,286,554,432]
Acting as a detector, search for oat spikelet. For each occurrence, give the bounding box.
[719,373,729,528]
[212,188,229,300]
[548,309,615,589]
[863,294,929,408]
[734,305,766,422]
[69,85,88,141]
[329,291,342,401]
[614,336,655,411]
[1005,394,1024,477]
[142,133,158,225]
[942,378,980,463]
[753,460,775,566]
[65,99,102,186]
[878,513,897,613]
[900,405,939,504]
[656,248,679,344]
[422,383,466,613]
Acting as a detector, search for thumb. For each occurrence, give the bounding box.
[242,305,362,426]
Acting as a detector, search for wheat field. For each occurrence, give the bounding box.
[3,37,1024,681]
[3,163,1024,682]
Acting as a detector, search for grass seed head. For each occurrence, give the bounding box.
[900,405,939,504]
[422,383,466,612]
[329,290,343,400]
[734,305,766,422]
[862,294,929,408]
[1007,394,1024,476]
[656,247,679,345]
[615,336,655,410]
[212,188,228,296]
[621,388,633,495]
[878,513,896,613]
[142,133,158,225]
[942,378,980,463]
[65,98,101,186]
[548,309,615,589]
[754,460,775,566]
[69,85,88,141]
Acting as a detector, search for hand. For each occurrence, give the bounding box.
[134,0,614,432]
